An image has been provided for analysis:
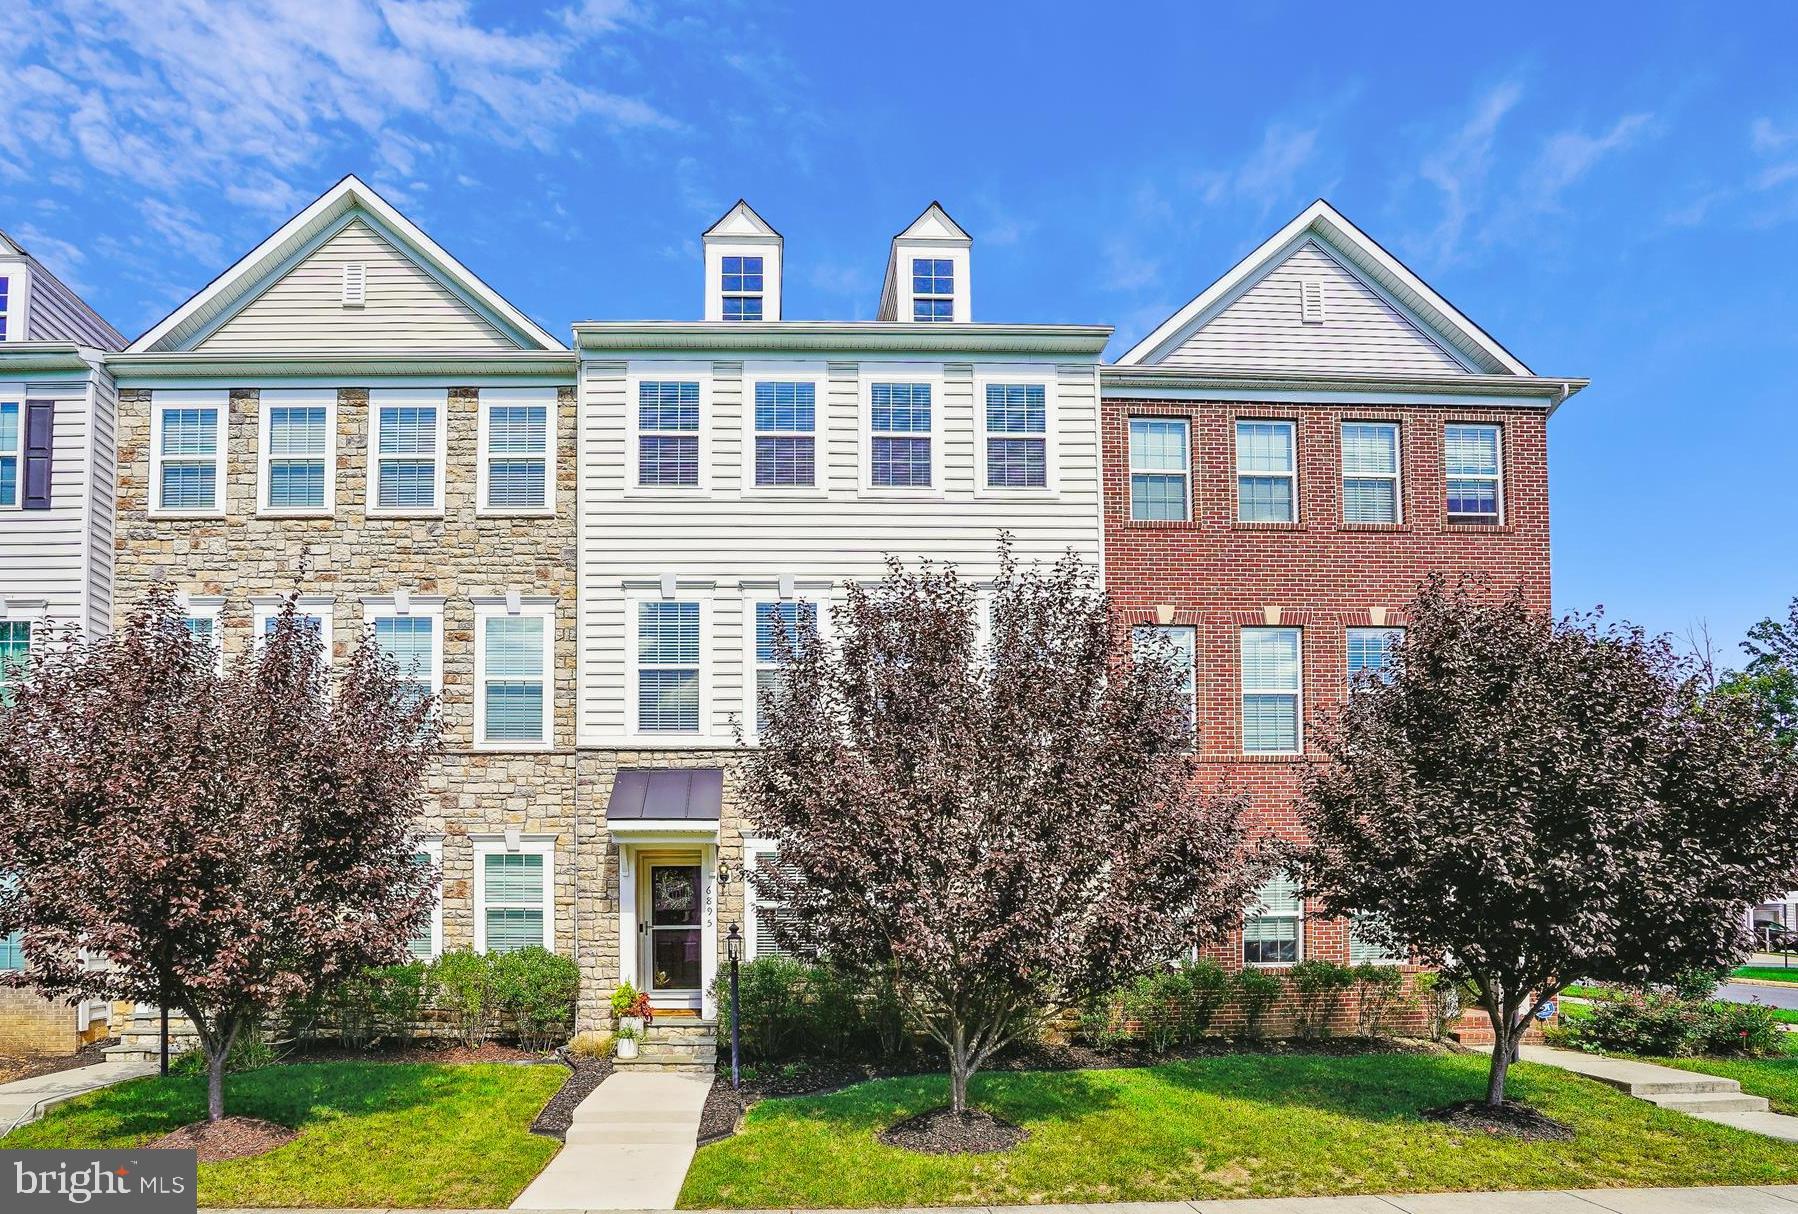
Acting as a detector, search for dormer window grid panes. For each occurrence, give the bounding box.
[0,277,9,340]
[753,381,815,488]
[722,255,764,322]
[911,258,954,322]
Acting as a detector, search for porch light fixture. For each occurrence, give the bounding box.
[726,921,743,963]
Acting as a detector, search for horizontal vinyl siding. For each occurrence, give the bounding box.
[1159,240,1467,375]
[577,356,1104,743]
[24,263,125,349]
[0,379,96,630]
[83,374,116,635]
[197,219,516,353]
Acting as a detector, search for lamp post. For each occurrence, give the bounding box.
[725,922,743,1089]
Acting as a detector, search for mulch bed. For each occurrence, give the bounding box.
[1421,1098,1576,1141]
[0,1038,117,1086]
[283,1039,545,1065]
[878,1106,1028,1154]
[698,1075,748,1145]
[530,1052,615,1140]
[149,1115,299,1161]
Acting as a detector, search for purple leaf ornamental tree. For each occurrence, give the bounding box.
[1300,576,1798,1110]
[744,546,1261,1116]
[0,590,441,1124]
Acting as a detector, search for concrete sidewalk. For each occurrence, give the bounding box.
[216,1185,1798,1213]
[1518,1044,1798,1141]
[510,1068,714,1210]
[0,1058,157,1135]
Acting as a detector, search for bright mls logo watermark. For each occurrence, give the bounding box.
[4,1150,195,1212]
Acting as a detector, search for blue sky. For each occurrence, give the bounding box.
[2,1,1794,658]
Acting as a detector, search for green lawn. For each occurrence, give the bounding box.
[680,1053,1798,1208]
[1,1061,564,1208]
[1733,966,1798,985]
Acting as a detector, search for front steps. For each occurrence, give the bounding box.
[103,1007,200,1063]
[615,1018,716,1073]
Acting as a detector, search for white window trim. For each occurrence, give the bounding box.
[178,593,226,675]
[1445,422,1505,524]
[742,839,782,961]
[361,593,447,700]
[741,362,828,498]
[858,364,945,496]
[366,388,448,519]
[410,837,445,961]
[1340,420,1402,525]
[1128,415,1192,522]
[718,252,768,321]
[625,586,714,742]
[625,362,713,495]
[896,245,970,324]
[705,240,781,323]
[973,365,1059,496]
[1132,623,1197,740]
[1235,418,1298,524]
[1241,625,1303,756]
[1244,883,1305,968]
[472,596,555,751]
[150,389,229,518]
[0,604,40,697]
[477,386,558,517]
[258,388,337,517]
[0,267,24,345]
[1346,626,1405,689]
[472,835,555,954]
[251,594,334,665]
[0,392,22,512]
[1349,912,1406,966]
[740,586,832,742]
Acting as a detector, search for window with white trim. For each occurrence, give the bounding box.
[752,381,815,488]
[1241,626,1301,754]
[751,599,819,736]
[1244,876,1303,964]
[475,839,553,953]
[0,401,19,508]
[1236,420,1295,523]
[181,597,224,674]
[370,391,444,514]
[0,619,31,704]
[153,393,227,513]
[721,255,764,321]
[1132,624,1196,734]
[637,381,701,487]
[475,602,551,747]
[983,382,1047,488]
[911,258,954,322]
[0,875,19,970]
[1346,627,1403,687]
[637,601,701,733]
[1341,421,1400,524]
[252,597,333,663]
[407,839,443,960]
[744,842,803,961]
[1445,423,1502,523]
[1349,913,1405,965]
[1129,417,1189,521]
[0,277,10,342]
[869,382,932,488]
[259,391,333,513]
[370,610,441,714]
[481,389,554,512]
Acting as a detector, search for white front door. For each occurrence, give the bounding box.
[640,861,704,1008]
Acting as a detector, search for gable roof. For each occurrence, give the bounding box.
[703,199,782,242]
[129,175,563,353]
[0,227,128,350]
[1115,199,1530,375]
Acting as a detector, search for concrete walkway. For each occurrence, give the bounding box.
[1519,1044,1798,1140]
[221,1186,1798,1213]
[0,1057,157,1135]
[511,1069,713,1211]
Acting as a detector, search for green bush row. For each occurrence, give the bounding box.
[1557,990,1784,1058]
[714,955,913,1064]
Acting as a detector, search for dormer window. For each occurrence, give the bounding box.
[721,256,764,321]
[911,259,954,322]
[0,277,10,341]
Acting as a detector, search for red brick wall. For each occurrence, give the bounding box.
[1103,396,1552,966]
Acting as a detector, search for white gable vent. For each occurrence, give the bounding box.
[341,263,366,308]
[1300,277,1325,324]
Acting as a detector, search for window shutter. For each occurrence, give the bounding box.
[341,263,366,307]
[23,401,53,510]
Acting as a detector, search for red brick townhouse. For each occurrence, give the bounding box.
[1101,200,1587,977]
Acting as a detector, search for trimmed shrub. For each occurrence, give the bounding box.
[1568,992,1704,1056]
[1289,960,1354,1038]
[1696,999,1784,1057]
[431,947,495,1048]
[491,947,580,1051]
[1179,959,1234,1043]
[1351,964,1406,1037]
[332,961,428,1050]
[1412,971,1463,1042]
[1078,997,1129,1052]
[173,1017,279,1075]
[1121,969,1188,1055]
[1234,968,1283,1039]
[719,955,815,1061]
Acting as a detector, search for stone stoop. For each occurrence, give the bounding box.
[615,1018,717,1073]
[102,1007,201,1063]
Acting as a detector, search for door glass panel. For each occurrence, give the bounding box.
[651,866,701,926]
[648,864,702,991]
[652,929,702,991]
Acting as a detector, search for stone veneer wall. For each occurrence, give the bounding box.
[0,989,78,1056]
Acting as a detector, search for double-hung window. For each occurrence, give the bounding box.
[637,380,701,488]
[1129,417,1189,521]
[869,382,932,489]
[475,840,553,953]
[744,842,803,960]
[911,258,954,322]
[370,390,443,514]
[0,277,9,341]
[1132,624,1196,735]
[752,381,816,488]
[367,597,444,716]
[721,255,764,321]
[407,839,443,960]
[182,597,224,673]
[1445,423,1502,523]
[252,596,333,662]
[1241,626,1301,754]
[637,601,701,733]
[0,400,19,508]
[1341,421,1400,524]
[1349,913,1406,965]
[750,599,818,736]
[259,390,333,513]
[481,389,554,512]
[153,392,227,513]
[0,619,31,704]
[983,381,1048,489]
[1236,419,1295,523]
[476,601,551,747]
[1346,627,1403,687]
[1244,876,1303,965]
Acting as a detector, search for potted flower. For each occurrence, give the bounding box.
[610,980,655,1039]
[615,1023,640,1060]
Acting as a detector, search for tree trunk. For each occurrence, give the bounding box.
[204,1014,242,1123]
[1485,1028,1515,1107]
[948,1020,970,1114]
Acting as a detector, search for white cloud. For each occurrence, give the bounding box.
[1101,238,1160,293]
[9,222,91,292]
[1415,80,1523,264]
[1193,124,1320,215]
[1526,113,1653,211]
[1667,116,1798,230]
